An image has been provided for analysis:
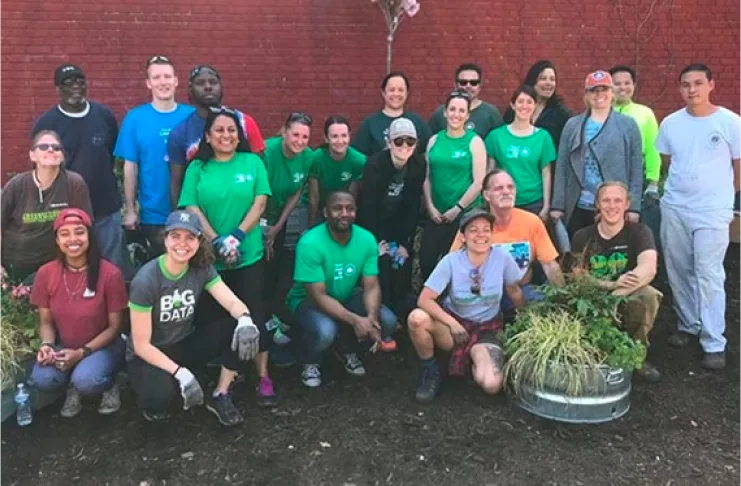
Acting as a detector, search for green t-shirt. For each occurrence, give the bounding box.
[484,126,556,206]
[427,130,480,213]
[428,101,504,140]
[352,111,431,156]
[286,223,379,312]
[178,152,272,270]
[309,147,366,206]
[263,137,314,225]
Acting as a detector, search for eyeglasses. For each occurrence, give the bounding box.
[469,268,482,296]
[34,143,63,152]
[146,55,171,68]
[392,137,417,147]
[209,106,237,116]
[287,112,313,126]
[457,79,481,87]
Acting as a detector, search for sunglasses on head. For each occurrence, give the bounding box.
[457,79,481,87]
[209,106,237,116]
[287,112,313,126]
[392,137,417,147]
[34,143,63,152]
[469,268,482,296]
[146,55,171,68]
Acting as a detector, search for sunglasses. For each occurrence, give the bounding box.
[469,268,482,296]
[457,79,481,87]
[209,106,237,116]
[287,112,313,126]
[392,137,417,147]
[146,55,171,68]
[34,143,63,152]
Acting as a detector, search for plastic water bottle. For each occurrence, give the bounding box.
[15,383,32,426]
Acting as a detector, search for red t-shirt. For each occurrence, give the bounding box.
[30,259,128,349]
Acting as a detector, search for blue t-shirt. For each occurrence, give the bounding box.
[32,102,121,219]
[578,118,604,208]
[114,103,195,225]
[424,248,521,323]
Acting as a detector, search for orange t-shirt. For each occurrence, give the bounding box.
[450,208,558,277]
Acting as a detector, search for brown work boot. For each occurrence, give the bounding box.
[667,331,692,348]
[635,361,661,383]
[701,352,726,370]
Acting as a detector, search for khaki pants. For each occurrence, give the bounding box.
[619,285,663,344]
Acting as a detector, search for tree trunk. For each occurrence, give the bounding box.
[386,33,394,74]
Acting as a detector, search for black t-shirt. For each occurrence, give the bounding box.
[572,222,655,280]
[32,102,121,218]
[381,165,407,223]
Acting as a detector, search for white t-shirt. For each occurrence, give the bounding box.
[655,107,740,211]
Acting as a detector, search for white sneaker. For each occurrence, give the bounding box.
[60,386,82,418]
[301,364,322,388]
[98,383,121,415]
[342,353,366,377]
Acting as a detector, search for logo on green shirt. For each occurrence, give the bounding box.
[235,173,254,183]
[589,251,628,279]
[332,263,357,280]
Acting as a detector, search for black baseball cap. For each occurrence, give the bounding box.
[54,64,85,86]
[459,209,495,231]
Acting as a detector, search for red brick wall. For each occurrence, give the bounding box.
[2,0,739,179]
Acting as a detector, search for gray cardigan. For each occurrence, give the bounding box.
[551,109,643,223]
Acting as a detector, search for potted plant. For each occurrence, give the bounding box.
[502,275,646,424]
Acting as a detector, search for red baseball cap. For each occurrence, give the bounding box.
[585,70,613,90]
[53,208,92,231]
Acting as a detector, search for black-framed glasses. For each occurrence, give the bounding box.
[209,106,237,116]
[34,143,63,152]
[469,268,482,296]
[457,79,481,87]
[287,112,313,126]
[146,55,171,68]
[392,137,417,147]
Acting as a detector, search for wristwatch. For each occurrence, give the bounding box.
[81,346,93,358]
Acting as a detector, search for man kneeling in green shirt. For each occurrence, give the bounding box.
[286,191,398,388]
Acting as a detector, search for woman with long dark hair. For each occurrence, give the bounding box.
[177,106,276,407]
[29,208,127,418]
[1,130,92,283]
[503,60,573,150]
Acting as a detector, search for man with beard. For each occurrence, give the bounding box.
[286,191,398,388]
[167,65,265,207]
[427,63,504,139]
[33,64,131,278]
[115,56,195,259]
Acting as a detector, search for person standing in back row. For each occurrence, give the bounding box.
[115,56,195,260]
[656,64,740,370]
[168,65,265,207]
[33,64,131,278]
[428,63,504,139]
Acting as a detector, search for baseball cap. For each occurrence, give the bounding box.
[389,117,417,140]
[54,64,86,86]
[585,70,613,90]
[53,208,92,231]
[165,209,203,236]
[459,209,495,232]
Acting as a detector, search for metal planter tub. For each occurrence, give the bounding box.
[510,362,632,424]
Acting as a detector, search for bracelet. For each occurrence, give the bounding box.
[41,342,55,350]
[172,365,181,377]
[81,346,93,358]
[456,203,464,211]
[232,228,246,241]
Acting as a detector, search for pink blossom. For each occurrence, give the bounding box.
[402,0,420,16]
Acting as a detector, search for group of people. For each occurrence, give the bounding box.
[1,55,737,426]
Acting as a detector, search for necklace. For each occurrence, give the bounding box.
[62,267,87,298]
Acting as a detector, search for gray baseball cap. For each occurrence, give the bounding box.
[388,117,417,140]
[165,209,203,236]
[459,209,495,231]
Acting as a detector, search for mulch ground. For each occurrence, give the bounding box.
[2,247,739,486]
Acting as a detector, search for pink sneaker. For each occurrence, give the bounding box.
[256,376,277,408]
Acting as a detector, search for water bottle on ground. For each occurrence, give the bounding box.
[15,383,32,426]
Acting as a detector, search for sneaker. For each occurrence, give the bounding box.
[379,339,398,353]
[60,386,82,418]
[342,353,366,376]
[142,409,170,422]
[635,362,661,383]
[301,364,322,388]
[701,351,726,370]
[97,383,121,415]
[206,393,244,427]
[667,331,692,348]
[256,377,278,408]
[415,365,442,404]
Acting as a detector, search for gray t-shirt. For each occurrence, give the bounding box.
[127,256,221,360]
[428,101,504,140]
[424,248,521,323]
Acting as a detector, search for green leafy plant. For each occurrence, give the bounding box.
[1,278,38,390]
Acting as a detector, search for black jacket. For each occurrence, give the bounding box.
[357,150,426,249]
[503,99,573,150]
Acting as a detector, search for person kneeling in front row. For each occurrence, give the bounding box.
[127,210,260,426]
[287,191,398,388]
[408,210,524,404]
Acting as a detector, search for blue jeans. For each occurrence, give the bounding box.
[93,211,134,280]
[29,338,124,395]
[294,291,397,364]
